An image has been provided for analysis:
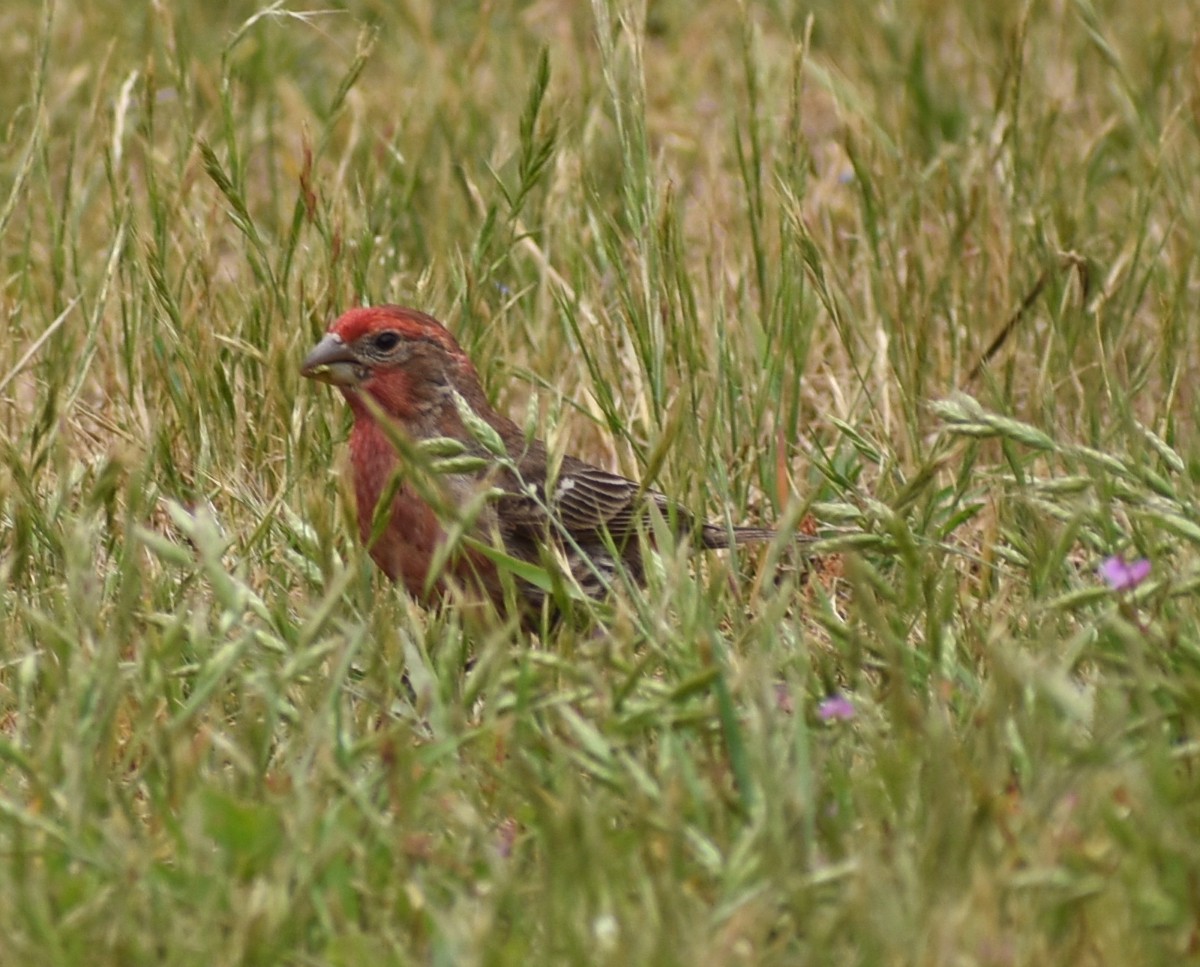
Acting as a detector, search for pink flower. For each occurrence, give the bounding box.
[1097,556,1151,592]
[817,695,855,722]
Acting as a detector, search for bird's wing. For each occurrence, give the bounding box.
[495,453,691,539]
[547,461,644,534]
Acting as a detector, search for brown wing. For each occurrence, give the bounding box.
[545,457,654,535]
[488,444,774,605]
[493,450,697,538]
[491,439,773,551]
[494,459,625,534]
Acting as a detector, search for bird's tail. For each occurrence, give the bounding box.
[699,523,776,549]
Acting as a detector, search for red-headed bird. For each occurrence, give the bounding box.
[301,305,775,617]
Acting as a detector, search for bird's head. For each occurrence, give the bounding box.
[302,305,478,420]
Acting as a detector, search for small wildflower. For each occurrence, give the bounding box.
[817,695,855,722]
[1098,555,1151,592]
[495,816,518,859]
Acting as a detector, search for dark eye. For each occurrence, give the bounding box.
[373,331,401,353]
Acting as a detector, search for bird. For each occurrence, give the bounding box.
[301,304,777,619]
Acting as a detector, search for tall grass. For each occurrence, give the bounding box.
[2,0,1199,963]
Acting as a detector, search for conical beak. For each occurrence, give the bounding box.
[301,334,365,386]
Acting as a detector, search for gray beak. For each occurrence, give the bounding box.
[301,334,364,386]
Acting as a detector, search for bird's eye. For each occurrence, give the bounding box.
[373,331,401,353]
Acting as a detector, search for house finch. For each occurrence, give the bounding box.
[301,305,777,617]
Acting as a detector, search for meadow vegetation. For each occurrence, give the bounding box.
[2,0,1199,962]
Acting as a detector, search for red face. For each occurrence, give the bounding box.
[300,305,464,390]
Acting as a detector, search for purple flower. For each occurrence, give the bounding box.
[817,695,855,722]
[1098,555,1151,592]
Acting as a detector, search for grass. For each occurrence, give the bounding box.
[2,0,1200,962]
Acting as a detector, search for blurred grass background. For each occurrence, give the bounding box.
[3,0,1200,963]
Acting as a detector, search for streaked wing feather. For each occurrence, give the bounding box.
[492,450,766,549]
[550,460,641,533]
[491,457,653,537]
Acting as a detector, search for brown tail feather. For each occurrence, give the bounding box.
[699,523,776,549]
